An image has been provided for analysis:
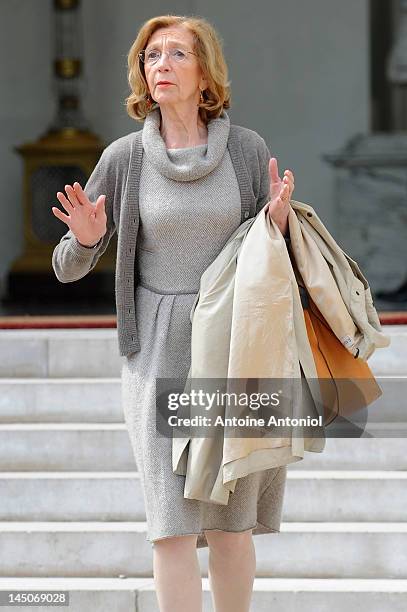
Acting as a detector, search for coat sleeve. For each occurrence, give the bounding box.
[51,145,117,283]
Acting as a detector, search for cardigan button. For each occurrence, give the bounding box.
[244,211,249,218]
[307,212,313,217]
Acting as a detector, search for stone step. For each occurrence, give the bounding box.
[0,325,404,378]
[0,577,406,612]
[0,376,406,425]
[1,522,407,579]
[0,426,405,471]
[0,425,134,471]
[0,379,122,423]
[0,330,122,378]
[0,471,406,523]
[369,326,407,376]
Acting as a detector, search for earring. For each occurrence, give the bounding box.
[146,94,153,109]
[199,89,205,105]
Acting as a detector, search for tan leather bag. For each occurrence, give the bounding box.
[303,294,383,426]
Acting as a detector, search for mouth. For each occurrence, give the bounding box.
[157,82,174,87]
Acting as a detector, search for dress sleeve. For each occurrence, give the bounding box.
[51,145,117,283]
[255,136,271,216]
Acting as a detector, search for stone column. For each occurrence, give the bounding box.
[323,0,407,305]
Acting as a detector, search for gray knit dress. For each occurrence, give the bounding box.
[121,107,287,549]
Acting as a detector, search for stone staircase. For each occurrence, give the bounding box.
[0,326,406,611]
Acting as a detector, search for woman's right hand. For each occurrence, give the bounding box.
[51,182,107,247]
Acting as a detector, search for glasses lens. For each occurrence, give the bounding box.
[146,50,160,63]
[171,49,187,62]
[142,48,190,64]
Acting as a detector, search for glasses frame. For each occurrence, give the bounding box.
[138,47,198,66]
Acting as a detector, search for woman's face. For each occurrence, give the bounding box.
[143,25,208,111]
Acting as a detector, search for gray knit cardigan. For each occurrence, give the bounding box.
[52,114,275,357]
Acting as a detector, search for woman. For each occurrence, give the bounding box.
[52,14,295,612]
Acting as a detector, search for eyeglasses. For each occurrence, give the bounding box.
[138,47,198,65]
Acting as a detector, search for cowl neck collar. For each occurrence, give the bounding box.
[142,106,231,181]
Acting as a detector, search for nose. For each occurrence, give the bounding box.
[155,50,172,69]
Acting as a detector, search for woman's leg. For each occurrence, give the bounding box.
[205,528,256,612]
[152,534,202,612]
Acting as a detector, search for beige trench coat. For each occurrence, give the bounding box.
[171,199,391,505]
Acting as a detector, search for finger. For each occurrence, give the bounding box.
[280,183,290,199]
[283,176,294,198]
[284,181,294,198]
[95,194,106,213]
[284,171,294,189]
[65,184,80,207]
[269,158,280,183]
[283,176,293,188]
[73,182,90,206]
[56,191,74,213]
[283,173,294,187]
[52,206,70,224]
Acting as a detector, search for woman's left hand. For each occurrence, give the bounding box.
[265,158,295,237]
